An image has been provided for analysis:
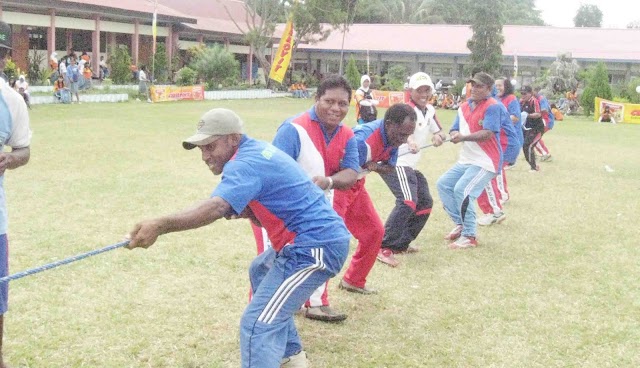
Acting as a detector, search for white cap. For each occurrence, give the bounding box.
[409,72,434,90]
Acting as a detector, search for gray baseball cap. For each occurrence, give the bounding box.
[0,22,12,50]
[182,108,244,150]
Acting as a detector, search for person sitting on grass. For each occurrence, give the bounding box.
[53,75,70,104]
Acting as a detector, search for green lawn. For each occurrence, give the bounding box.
[4,99,640,367]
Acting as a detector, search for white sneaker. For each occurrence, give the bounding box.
[281,350,308,368]
[478,212,506,226]
[147,98,153,103]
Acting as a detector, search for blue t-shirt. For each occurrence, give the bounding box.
[353,119,398,166]
[211,136,351,248]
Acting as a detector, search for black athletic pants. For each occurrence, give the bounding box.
[380,166,433,252]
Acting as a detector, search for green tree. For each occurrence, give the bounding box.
[151,43,169,83]
[580,62,612,116]
[385,64,408,91]
[466,0,505,76]
[574,4,603,27]
[222,0,281,78]
[192,44,240,88]
[107,44,133,85]
[345,56,360,89]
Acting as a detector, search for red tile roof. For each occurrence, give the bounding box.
[56,0,193,22]
[290,24,640,62]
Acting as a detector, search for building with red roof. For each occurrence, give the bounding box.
[288,23,640,86]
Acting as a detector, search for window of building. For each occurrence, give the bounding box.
[28,27,47,50]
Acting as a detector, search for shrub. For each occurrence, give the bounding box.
[176,67,197,86]
[191,44,239,88]
[345,56,360,89]
[108,45,133,85]
[580,62,612,116]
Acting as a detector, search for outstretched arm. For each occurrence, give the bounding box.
[127,197,231,249]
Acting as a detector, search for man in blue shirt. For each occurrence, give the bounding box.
[0,21,32,368]
[127,108,351,368]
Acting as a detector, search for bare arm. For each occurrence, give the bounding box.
[450,129,494,144]
[313,168,358,190]
[0,147,30,176]
[127,197,232,249]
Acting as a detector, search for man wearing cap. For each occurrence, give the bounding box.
[376,72,445,267]
[520,85,544,172]
[0,20,33,368]
[127,108,350,368]
[436,72,508,249]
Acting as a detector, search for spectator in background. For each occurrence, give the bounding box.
[66,57,81,103]
[598,105,616,124]
[130,64,139,81]
[14,75,30,109]
[355,75,379,124]
[550,103,564,121]
[53,74,70,103]
[138,65,152,103]
[82,61,93,89]
[80,51,90,63]
[99,56,109,80]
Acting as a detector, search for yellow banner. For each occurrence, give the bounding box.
[594,97,640,124]
[269,20,294,84]
[151,85,205,102]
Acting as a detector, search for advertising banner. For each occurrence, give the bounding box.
[352,89,409,109]
[269,20,294,84]
[594,97,640,124]
[151,85,205,102]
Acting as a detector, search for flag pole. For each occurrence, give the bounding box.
[152,0,157,83]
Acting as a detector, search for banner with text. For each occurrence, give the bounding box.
[269,20,294,84]
[151,85,205,103]
[352,90,409,109]
[594,97,640,124]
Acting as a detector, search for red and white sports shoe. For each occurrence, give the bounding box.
[449,236,478,249]
[444,225,463,241]
[376,248,400,267]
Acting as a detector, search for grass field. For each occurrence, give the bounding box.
[4,98,640,367]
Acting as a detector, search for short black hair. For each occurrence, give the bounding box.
[384,103,417,126]
[316,75,352,103]
[499,77,515,96]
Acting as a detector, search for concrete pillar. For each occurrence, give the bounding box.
[92,16,100,77]
[107,32,116,54]
[66,29,73,55]
[132,19,139,65]
[413,54,419,74]
[224,37,230,50]
[170,26,179,74]
[376,53,382,75]
[307,52,312,74]
[47,9,56,60]
[197,34,204,46]
[248,46,253,84]
[452,56,459,80]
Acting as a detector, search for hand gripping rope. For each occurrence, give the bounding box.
[0,240,130,284]
[397,137,451,157]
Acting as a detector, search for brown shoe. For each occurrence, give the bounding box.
[304,305,348,322]
[339,279,377,295]
[376,248,400,267]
